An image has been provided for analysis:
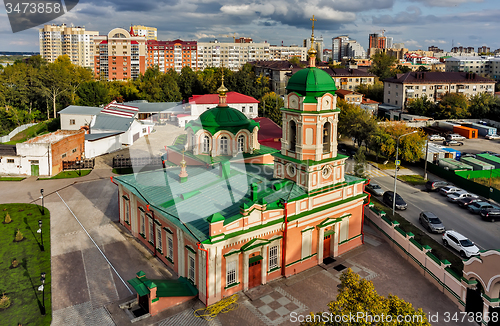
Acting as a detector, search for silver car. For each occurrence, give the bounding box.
[446,191,478,203]
[366,183,384,196]
[439,186,462,196]
[419,211,445,233]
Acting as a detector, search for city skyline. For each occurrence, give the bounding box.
[0,0,499,53]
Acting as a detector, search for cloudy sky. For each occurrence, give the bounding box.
[1,0,499,53]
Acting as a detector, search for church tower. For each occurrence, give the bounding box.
[273,15,347,192]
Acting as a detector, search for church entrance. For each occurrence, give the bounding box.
[323,234,332,263]
[248,256,262,289]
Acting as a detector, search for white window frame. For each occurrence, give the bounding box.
[339,218,349,243]
[149,218,154,241]
[220,136,229,155]
[124,200,129,223]
[140,211,145,234]
[301,229,313,259]
[188,253,196,284]
[269,244,279,270]
[226,256,238,287]
[237,135,245,153]
[167,234,174,262]
[157,228,162,251]
[203,135,210,153]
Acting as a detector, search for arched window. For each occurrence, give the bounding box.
[190,134,195,150]
[237,135,245,153]
[220,136,228,155]
[323,122,331,153]
[289,121,297,152]
[203,135,210,153]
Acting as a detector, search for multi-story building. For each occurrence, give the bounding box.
[324,68,376,91]
[386,37,393,50]
[39,24,98,67]
[332,36,366,61]
[369,33,386,49]
[93,27,147,81]
[445,56,493,76]
[146,39,197,73]
[451,46,475,54]
[477,46,491,54]
[132,25,157,40]
[304,37,324,61]
[428,46,444,53]
[269,45,307,61]
[382,71,495,109]
[196,40,270,71]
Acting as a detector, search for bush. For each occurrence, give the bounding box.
[4,212,11,223]
[14,229,24,242]
[0,293,10,309]
[11,259,18,268]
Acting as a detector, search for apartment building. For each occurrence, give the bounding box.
[196,40,270,71]
[325,68,376,91]
[93,27,147,81]
[444,56,500,80]
[304,36,324,61]
[132,25,157,40]
[146,40,197,73]
[383,71,495,109]
[269,45,307,61]
[39,24,99,67]
[332,36,366,61]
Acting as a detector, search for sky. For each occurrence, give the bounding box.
[1,0,499,53]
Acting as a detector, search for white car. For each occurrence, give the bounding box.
[446,191,478,203]
[429,134,445,141]
[485,134,500,140]
[439,186,463,196]
[442,230,480,258]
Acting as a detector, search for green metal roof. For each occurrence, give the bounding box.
[477,154,500,165]
[286,67,337,96]
[185,105,260,135]
[127,276,198,297]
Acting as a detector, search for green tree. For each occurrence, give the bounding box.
[436,93,469,119]
[417,65,430,72]
[353,148,367,178]
[178,66,199,100]
[40,56,73,119]
[356,81,384,103]
[338,99,378,147]
[383,122,426,162]
[369,52,398,80]
[76,81,110,106]
[406,95,435,117]
[394,65,412,74]
[368,128,395,162]
[301,269,430,326]
[468,93,496,118]
[260,92,284,125]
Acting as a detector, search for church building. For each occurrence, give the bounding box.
[112,22,368,315]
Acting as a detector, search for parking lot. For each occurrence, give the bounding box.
[429,136,500,155]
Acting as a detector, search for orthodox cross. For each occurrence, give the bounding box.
[310,15,317,37]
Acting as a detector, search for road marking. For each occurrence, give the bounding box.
[56,191,133,295]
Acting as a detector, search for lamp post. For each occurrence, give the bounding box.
[38,219,44,252]
[392,131,417,216]
[40,189,44,215]
[423,139,429,181]
[39,272,46,315]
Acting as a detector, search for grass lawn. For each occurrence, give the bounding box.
[4,122,49,145]
[0,203,51,326]
[0,177,26,181]
[38,169,92,180]
[398,174,427,185]
[370,197,464,274]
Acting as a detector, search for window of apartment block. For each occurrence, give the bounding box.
[388,91,390,95]
[69,119,75,125]
[167,234,174,262]
[61,153,66,158]
[451,86,455,89]
[188,254,196,283]
[415,86,419,90]
[140,211,145,234]
[269,244,279,270]
[388,99,391,103]
[226,259,237,287]
[422,86,426,92]
[473,86,477,91]
[396,85,398,88]
[395,100,398,105]
[301,229,313,259]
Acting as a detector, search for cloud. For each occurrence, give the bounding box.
[424,39,447,44]
[408,0,483,7]
[404,39,422,48]
[372,6,424,25]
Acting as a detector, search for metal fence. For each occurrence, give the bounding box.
[62,159,95,170]
[112,155,163,169]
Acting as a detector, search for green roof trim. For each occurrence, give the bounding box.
[241,238,270,252]
[281,108,341,114]
[181,190,200,200]
[185,245,196,254]
[152,297,159,303]
[223,249,241,257]
[301,226,315,233]
[128,277,150,297]
[249,255,263,264]
[164,227,173,234]
[272,151,348,166]
[207,212,225,224]
[127,276,198,298]
[136,270,146,277]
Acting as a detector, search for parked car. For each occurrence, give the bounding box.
[439,186,463,196]
[419,211,445,233]
[485,134,500,140]
[383,191,408,210]
[446,191,478,203]
[443,140,464,146]
[480,209,500,222]
[468,201,500,214]
[461,152,476,159]
[425,180,451,192]
[442,230,480,258]
[457,197,482,208]
[446,133,466,141]
[429,134,445,141]
[366,183,384,196]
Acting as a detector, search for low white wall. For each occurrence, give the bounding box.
[85,135,122,158]
[0,123,37,143]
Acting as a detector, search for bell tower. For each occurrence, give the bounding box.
[273,15,348,193]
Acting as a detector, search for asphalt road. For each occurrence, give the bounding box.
[369,175,500,252]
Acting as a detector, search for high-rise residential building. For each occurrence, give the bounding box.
[146,39,197,73]
[451,46,475,54]
[332,35,349,62]
[269,45,307,61]
[478,46,491,54]
[369,33,386,49]
[131,25,157,40]
[428,46,443,53]
[304,36,324,61]
[93,27,147,81]
[386,37,393,49]
[332,36,365,61]
[39,24,99,67]
[196,40,270,71]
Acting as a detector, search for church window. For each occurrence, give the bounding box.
[323,122,331,153]
[203,135,210,153]
[269,245,278,270]
[188,254,196,283]
[289,121,297,152]
[220,136,229,155]
[226,260,237,286]
[237,135,245,153]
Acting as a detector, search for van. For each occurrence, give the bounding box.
[446,133,466,141]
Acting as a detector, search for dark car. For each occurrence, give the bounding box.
[383,191,408,210]
[480,209,500,222]
[419,211,445,233]
[425,180,451,192]
[457,197,482,208]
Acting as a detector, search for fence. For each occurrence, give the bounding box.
[112,156,163,169]
[0,123,37,143]
[365,204,466,309]
[62,159,95,170]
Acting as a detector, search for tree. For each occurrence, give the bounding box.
[406,95,435,117]
[260,92,284,125]
[368,128,395,162]
[369,52,398,80]
[468,93,497,118]
[40,56,72,119]
[4,212,11,223]
[383,122,426,162]
[76,81,110,106]
[15,229,24,241]
[353,148,367,178]
[417,65,430,72]
[356,81,384,103]
[300,268,430,326]
[178,66,199,100]
[435,93,469,119]
[338,99,378,147]
[395,65,412,74]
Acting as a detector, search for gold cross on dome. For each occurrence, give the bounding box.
[310,15,317,36]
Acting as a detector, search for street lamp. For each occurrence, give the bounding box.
[38,219,44,252]
[392,131,417,215]
[39,272,46,315]
[40,189,44,215]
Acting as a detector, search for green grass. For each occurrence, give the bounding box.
[38,169,92,180]
[0,177,26,181]
[370,197,464,274]
[0,203,52,326]
[2,119,59,145]
[398,175,427,185]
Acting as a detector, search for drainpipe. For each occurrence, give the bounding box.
[197,242,209,307]
[110,176,120,224]
[361,180,372,245]
[281,199,288,277]
[147,204,157,257]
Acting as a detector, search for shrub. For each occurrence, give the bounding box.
[4,212,11,223]
[0,293,10,309]
[14,229,24,242]
[11,259,18,268]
